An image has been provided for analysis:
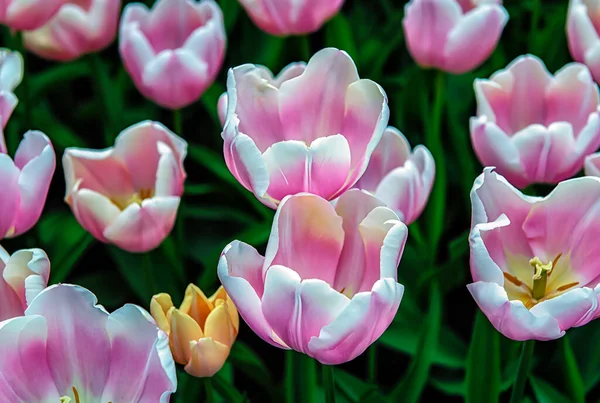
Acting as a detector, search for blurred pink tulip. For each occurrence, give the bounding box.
[0,49,23,129]
[218,190,406,364]
[0,246,49,321]
[471,55,600,188]
[63,121,187,253]
[0,284,177,401]
[0,131,56,239]
[22,0,121,62]
[585,152,600,176]
[456,0,501,13]
[119,0,226,109]
[403,0,508,74]
[237,0,344,36]
[567,0,600,83]
[468,167,600,341]
[0,0,67,30]
[353,127,435,225]
[221,48,389,209]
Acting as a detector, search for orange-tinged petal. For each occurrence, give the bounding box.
[208,286,239,333]
[169,309,203,365]
[150,293,174,334]
[179,284,212,329]
[208,285,227,304]
[204,301,236,347]
[185,338,230,378]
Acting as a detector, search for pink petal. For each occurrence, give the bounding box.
[0,257,24,320]
[69,189,121,244]
[119,13,156,89]
[0,154,20,238]
[585,152,600,176]
[0,91,17,130]
[0,50,24,92]
[567,0,600,64]
[2,0,67,30]
[154,142,185,197]
[529,287,600,330]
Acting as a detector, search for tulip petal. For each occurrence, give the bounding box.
[0,91,17,130]
[0,154,20,238]
[70,189,121,244]
[204,302,236,347]
[169,309,203,364]
[529,287,600,330]
[186,338,230,377]
[567,1,600,64]
[585,152,600,176]
[0,50,23,92]
[2,248,50,308]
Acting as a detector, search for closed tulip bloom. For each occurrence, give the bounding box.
[468,167,600,341]
[22,0,121,62]
[353,127,435,225]
[0,49,23,129]
[151,284,239,378]
[0,131,56,239]
[0,284,177,401]
[567,0,600,83]
[0,246,50,321]
[63,121,187,253]
[222,48,389,209]
[471,55,600,188]
[218,190,407,364]
[403,0,508,74]
[0,0,67,30]
[237,0,344,36]
[119,0,226,109]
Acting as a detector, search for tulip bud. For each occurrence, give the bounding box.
[151,284,239,378]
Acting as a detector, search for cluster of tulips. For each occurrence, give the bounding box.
[1,0,600,401]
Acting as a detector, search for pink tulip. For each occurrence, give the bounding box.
[119,0,226,109]
[237,0,344,36]
[0,246,49,321]
[22,0,121,62]
[221,48,389,209]
[63,121,187,253]
[0,0,67,30]
[352,127,435,225]
[0,284,177,401]
[585,152,600,176]
[468,167,600,341]
[0,131,56,239]
[218,190,407,364]
[456,0,501,13]
[0,49,23,129]
[567,0,600,83]
[471,55,600,188]
[403,0,508,74]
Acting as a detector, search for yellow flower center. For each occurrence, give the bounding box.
[59,386,113,403]
[111,188,155,210]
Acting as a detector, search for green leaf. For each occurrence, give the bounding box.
[335,370,374,403]
[32,103,86,150]
[212,371,246,403]
[568,321,600,391]
[530,377,570,403]
[30,61,91,97]
[559,336,585,403]
[229,341,278,399]
[466,312,501,403]
[200,83,226,128]
[219,0,241,33]
[184,183,220,196]
[324,15,358,62]
[71,271,129,309]
[174,369,203,403]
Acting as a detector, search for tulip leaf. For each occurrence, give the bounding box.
[465,312,501,403]
[559,336,585,403]
[229,341,279,400]
[566,322,600,391]
[174,369,203,403]
[334,369,375,402]
[530,376,570,403]
[219,0,241,33]
[30,61,91,98]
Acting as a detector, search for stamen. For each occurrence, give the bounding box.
[556,281,579,292]
[72,387,80,403]
[503,272,523,286]
[547,253,563,277]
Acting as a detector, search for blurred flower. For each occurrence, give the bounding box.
[0,0,67,30]
[119,0,226,109]
[468,167,600,341]
[220,48,389,209]
[22,0,121,62]
[236,0,344,36]
[218,190,406,364]
[0,131,56,239]
[352,127,435,225]
[585,152,600,176]
[456,0,501,12]
[63,121,187,253]
[0,284,177,401]
[471,55,600,188]
[151,284,239,377]
[0,246,49,321]
[403,0,508,74]
[0,49,23,129]
[567,0,600,83]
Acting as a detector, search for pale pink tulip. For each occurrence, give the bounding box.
[237,0,344,36]
[567,0,600,83]
[221,48,389,209]
[456,0,501,13]
[471,55,600,188]
[353,127,435,225]
[0,246,49,321]
[403,0,508,74]
[0,131,56,239]
[0,0,67,30]
[119,0,226,109]
[0,49,23,130]
[63,121,187,253]
[218,190,406,364]
[468,167,600,341]
[22,0,121,62]
[585,152,600,176]
[0,284,177,401]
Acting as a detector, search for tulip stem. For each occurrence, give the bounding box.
[322,364,335,403]
[367,345,377,383]
[204,378,214,403]
[173,109,183,136]
[88,54,117,145]
[509,340,535,403]
[13,32,30,153]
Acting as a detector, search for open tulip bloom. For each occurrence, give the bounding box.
[221,47,389,209]
[468,168,600,341]
[567,0,600,84]
[63,121,187,253]
[218,190,407,364]
[471,55,600,189]
[0,284,177,401]
[0,49,23,129]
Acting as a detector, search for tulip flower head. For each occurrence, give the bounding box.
[237,0,344,36]
[0,284,177,401]
[119,0,226,109]
[352,127,435,225]
[151,284,239,378]
[0,0,67,30]
[221,48,389,209]
[403,0,509,74]
[471,55,600,188]
[63,121,187,253]
[0,49,23,129]
[468,168,600,341]
[567,0,600,83]
[0,246,50,321]
[23,0,122,62]
[218,190,407,364]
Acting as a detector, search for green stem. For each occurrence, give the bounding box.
[142,253,155,296]
[509,340,535,403]
[367,345,377,383]
[204,378,214,403]
[322,364,335,403]
[298,36,311,61]
[13,32,29,154]
[285,350,294,403]
[88,54,116,145]
[173,109,183,136]
[172,109,184,257]
[285,351,317,403]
